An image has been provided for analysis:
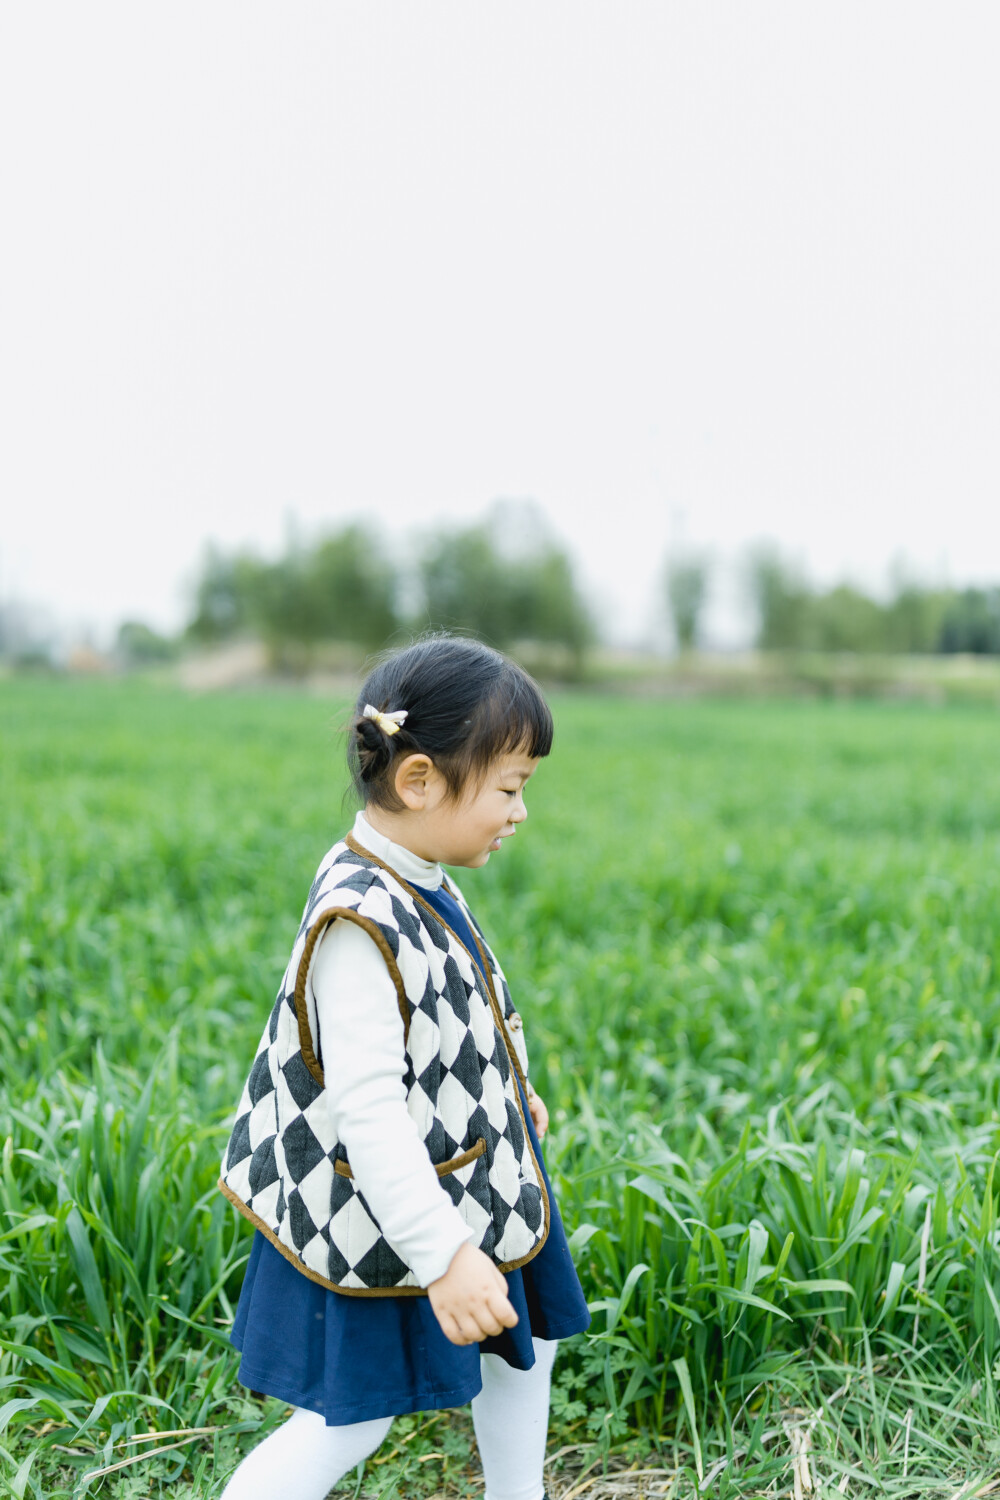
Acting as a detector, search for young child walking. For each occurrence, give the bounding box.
[218,633,591,1500]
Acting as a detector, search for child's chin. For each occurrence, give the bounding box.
[452,850,489,867]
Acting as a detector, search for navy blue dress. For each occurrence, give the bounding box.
[229,881,591,1425]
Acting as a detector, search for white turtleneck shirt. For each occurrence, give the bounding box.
[308,810,480,1289]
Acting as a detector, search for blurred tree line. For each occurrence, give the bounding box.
[663,545,1000,656]
[110,519,1000,671]
[746,548,1000,654]
[173,503,595,672]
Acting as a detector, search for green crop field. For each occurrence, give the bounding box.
[3,679,1000,1497]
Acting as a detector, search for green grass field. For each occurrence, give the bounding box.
[3,680,1000,1497]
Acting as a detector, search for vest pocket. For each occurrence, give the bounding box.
[434,1136,487,1177]
[328,1136,493,1281]
[333,1135,486,1181]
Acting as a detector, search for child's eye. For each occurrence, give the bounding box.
[501,789,517,796]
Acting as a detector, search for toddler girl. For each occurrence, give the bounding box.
[218,632,591,1500]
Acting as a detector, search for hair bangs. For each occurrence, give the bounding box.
[456,670,553,794]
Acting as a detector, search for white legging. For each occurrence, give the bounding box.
[221,1336,559,1500]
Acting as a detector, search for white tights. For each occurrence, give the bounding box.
[221,1336,559,1500]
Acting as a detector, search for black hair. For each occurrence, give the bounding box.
[345,630,554,813]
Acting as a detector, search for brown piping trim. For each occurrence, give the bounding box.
[218,1178,426,1295]
[463,917,551,1252]
[293,904,411,1085]
[342,832,550,1255]
[439,870,534,1102]
[218,1167,548,1288]
[431,877,551,1254]
[335,1135,486,1180]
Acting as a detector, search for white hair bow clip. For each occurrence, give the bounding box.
[362,703,409,737]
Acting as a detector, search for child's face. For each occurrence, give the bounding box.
[418,749,540,868]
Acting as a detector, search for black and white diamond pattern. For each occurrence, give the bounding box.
[219,840,546,1293]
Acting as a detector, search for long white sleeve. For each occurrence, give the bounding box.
[310,916,477,1289]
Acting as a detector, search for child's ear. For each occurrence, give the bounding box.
[393,752,436,811]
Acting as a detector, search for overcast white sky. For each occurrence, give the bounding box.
[1,4,998,651]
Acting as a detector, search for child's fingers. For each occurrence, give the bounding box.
[445,1290,518,1345]
[491,1263,513,1293]
[528,1094,549,1137]
[430,1255,521,1344]
[485,1285,519,1330]
[458,1310,498,1344]
[468,1303,514,1341]
[442,1313,474,1346]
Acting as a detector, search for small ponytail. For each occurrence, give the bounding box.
[351,703,412,786]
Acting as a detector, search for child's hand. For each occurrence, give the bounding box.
[527,1086,549,1139]
[427,1241,519,1346]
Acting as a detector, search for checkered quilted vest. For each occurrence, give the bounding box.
[218,830,550,1295]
